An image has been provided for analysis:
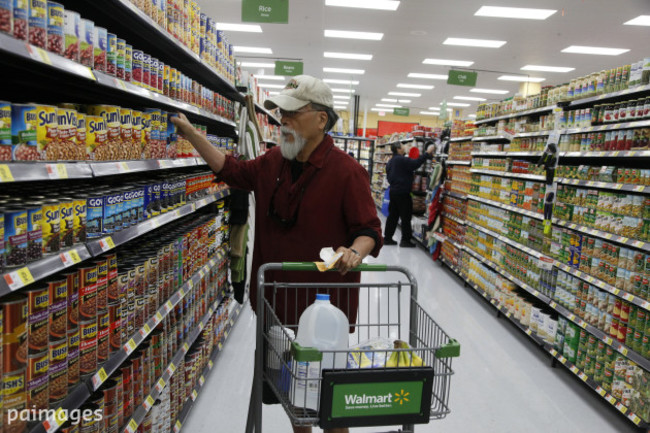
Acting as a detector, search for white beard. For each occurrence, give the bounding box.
[279,127,307,160]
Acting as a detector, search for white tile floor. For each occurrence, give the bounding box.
[182,222,636,433]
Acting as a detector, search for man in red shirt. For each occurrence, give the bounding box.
[172,75,383,433]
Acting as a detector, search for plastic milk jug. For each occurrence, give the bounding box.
[291,294,349,411]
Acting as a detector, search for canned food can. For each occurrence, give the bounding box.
[78,402,99,433]
[26,205,43,262]
[116,38,125,79]
[0,101,10,162]
[41,199,61,254]
[79,318,97,379]
[4,207,27,267]
[36,104,59,161]
[59,420,79,433]
[135,296,145,330]
[59,198,74,248]
[29,0,47,48]
[93,26,107,72]
[97,309,109,362]
[78,264,98,319]
[131,49,143,84]
[100,378,118,432]
[88,390,104,423]
[158,60,164,93]
[79,18,93,67]
[48,278,67,340]
[62,270,79,329]
[63,10,79,62]
[11,103,38,161]
[127,299,135,336]
[142,52,151,89]
[0,211,4,274]
[125,44,132,82]
[106,253,118,301]
[86,193,103,239]
[67,327,79,386]
[150,57,159,92]
[95,258,108,313]
[26,350,48,412]
[2,294,27,373]
[46,2,64,55]
[120,361,133,420]
[72,197,87,244]
[25,286,48,353]
[48,338,68,404]
[130,350,143,409]
[106,32,117,76]
[3,367,27,433]
[107,303,121,353]
[12,0,27,41]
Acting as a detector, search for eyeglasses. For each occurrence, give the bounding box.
[279,108,322,118]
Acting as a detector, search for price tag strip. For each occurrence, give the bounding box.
[92,367,109,390]
[43,407,68,433]
[0,164,14,182]
[98,237,116,252]
[4,267,35,291]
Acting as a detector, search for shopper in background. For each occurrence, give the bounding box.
[384,141,435,247]
[171,75,382,433]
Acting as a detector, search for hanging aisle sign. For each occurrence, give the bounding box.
[393,108,409,116]
[275,61,303,76]
[242,0,289,23]
[447,70,478,87]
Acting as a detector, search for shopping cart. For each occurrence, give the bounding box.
[245,263,460,433]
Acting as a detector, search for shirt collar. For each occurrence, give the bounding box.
[304,134,333,169]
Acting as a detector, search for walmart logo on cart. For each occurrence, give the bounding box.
[332,381,422,417]
[344,389,409,408]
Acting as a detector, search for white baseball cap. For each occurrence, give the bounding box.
[263,75,335,111]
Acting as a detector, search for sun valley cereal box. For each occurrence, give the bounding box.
[0,101,11,161]
[86,115,107,160]
[11,104,39,161]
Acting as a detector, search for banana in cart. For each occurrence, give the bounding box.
[347,339,425,368]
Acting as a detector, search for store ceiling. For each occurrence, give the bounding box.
[198,0,650,117]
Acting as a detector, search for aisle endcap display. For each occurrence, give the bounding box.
[171,302,243,433]
[62,0,243,104]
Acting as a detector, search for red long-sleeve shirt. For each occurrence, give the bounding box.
[217,134,383,325]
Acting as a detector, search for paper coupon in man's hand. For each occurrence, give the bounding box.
[315,247,343,272]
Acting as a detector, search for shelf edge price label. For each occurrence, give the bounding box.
[59,250,82,267]
[525,329,532,336]
[46,163,69,179]
[166,300,173,311]
[620,347,628,356]
[144,395,155,410]
[218,342,223,350]
[183,342,189,353]
[596,386,606,397]
[4,267,35,291]
[208,360,214,369]
[116,161,129,172]
[124,338,137,354]
[143,323,151,334]
[126,419,139,433]
[154,311,163,323]
[578,372,588,382]
[92,368,108,389]
[191,389,198,401]
[615,402,627,414]
[0,164,14,182]
[99,237,115,252]
[155,378,165,392]
[174,421,182,433]
[199,375,205,386]
[43,408,68,433]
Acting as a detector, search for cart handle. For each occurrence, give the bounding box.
[282,262,388,272]
[435,339,461,358]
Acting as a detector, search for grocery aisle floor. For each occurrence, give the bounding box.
[184,222,635,433]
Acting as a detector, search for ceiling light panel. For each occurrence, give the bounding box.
[258,83,285,89]
[323,79,360,85]
[444,102,471,107]
[324,30,384,40]
[381,98,397,102]
[498,75,546,82]
[240,62,275,68]
[376,104,402,108]
[624,15,650,26]
[333,95,351,100]
[331,88,356,93]
[468,114,477,118]
[323,67,365,74]
[521,65,575,73]
[268,91,280,95]
[561,45,630,56]
[233,46,273,54]
[443,37,506,48]
[475,6,557,20]
[408,73,448,80]
[397,83,434,90]
[371,108,388,112]
[423,58,474,67]
[388,92,421,97]
[254,75,286,80]
[398,99,411,103]
[470,88,510,94]
[420,111,440,116]
[216,23,262,32]
[324,52,373,60]
[325,0,400,11]
[454,96,486,101]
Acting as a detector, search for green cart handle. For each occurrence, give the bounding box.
[435,339,461,358]
[282,262,388,272]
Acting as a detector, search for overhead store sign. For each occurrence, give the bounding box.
[447,70,478,87]
[393,108,410,116]
[275,61,303,76]
[242,0,289,24]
